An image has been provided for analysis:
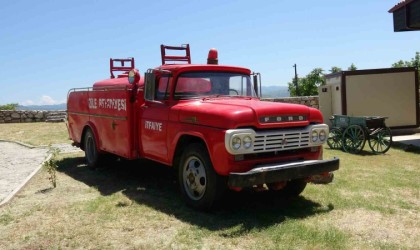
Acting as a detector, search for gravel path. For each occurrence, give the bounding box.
[0,141,82,205]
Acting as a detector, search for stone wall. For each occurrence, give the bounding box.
[262,96,319,109]
[0,110,66,123]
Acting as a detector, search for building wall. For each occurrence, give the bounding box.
[325,75,341,85]
[346,72,417,127]
[330,83,343,115]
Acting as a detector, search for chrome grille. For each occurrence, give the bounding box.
[253,130,310,152]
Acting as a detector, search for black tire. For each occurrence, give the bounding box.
[178,143,226,210]
[368,127,392,154]
[270,178,307,197]
[84,129,101,168]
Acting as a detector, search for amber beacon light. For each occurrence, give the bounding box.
[207,48,218,65]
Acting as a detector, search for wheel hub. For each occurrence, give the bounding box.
[183,156,207,201]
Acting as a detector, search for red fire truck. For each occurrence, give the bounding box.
[67,44,339,210]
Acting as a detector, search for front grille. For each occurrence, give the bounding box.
[254,130,310,152]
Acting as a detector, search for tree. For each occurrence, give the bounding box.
[347,63,357,71]
[0,103,19,110]
[329,66,342,74]
[288,68,325,96]
[392,60,406,68]
[392,52,419,70]
[392,52,420,80]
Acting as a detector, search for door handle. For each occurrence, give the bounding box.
[111,120,119,130]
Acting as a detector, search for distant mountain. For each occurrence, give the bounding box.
[17,103,66,111]
[260,85,289,98]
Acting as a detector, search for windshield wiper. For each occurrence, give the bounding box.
[202,94,227,100]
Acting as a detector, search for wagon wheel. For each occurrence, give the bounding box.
[327,128,343,149]
[342,125,366,154]
[368,127,392,154]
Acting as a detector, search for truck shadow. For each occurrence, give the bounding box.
[391,141,420,154]
[57,156,334,233]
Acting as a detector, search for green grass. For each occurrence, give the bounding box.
[0,123,419,249]
[0,122,69,146]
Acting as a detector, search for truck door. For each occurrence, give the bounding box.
[140,75,171,163]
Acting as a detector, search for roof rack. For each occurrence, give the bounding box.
[160,44,191,65]
[110,58,135,79]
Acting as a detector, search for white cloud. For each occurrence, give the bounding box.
[21,100,35,106]
[40,95,56,105]
[20,95,65,106]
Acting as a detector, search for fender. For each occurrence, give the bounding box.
[169,131,212,165]
[168,125,232,175]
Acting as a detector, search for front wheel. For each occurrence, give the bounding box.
[178,143,226,210]
[342,125,366,154]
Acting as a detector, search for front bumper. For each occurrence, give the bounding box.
[228,158,339,188]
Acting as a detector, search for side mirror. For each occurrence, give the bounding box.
[252,72,261,98]
[128,69,140,85]
[144,71,156,101]
[253,75,258,96]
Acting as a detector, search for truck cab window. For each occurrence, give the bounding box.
[156,76,171,100]
[175,72,255,99]
[175,76,211,99]
[229,75,250,96]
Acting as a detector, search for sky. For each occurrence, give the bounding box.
[0,0,419,105]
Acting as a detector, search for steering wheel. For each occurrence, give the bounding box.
[229,89,239,95]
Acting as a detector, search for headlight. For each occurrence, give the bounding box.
[243,136,252,149]
[307,125,329,146]
[311,130,319,142]
[225,129,256,154]
[232,136,241,150]
[319,130,326,141]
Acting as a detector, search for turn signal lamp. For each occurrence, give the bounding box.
[128,69,140,85]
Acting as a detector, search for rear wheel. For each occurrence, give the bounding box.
[368,127,392,154]
[327,128,343,149]
[178,143,226,210]
[84,129,101,168]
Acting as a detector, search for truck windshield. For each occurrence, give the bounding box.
[174,72,256,99]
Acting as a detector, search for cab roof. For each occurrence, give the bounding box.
[155,64,251,75]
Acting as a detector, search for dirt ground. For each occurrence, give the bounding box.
[0,141,81,205]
